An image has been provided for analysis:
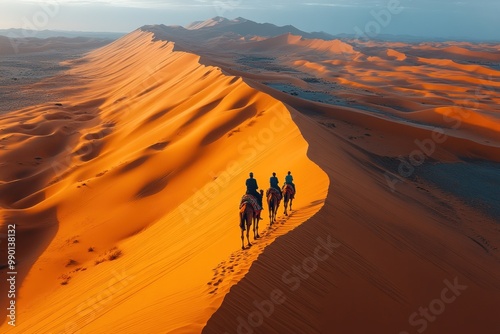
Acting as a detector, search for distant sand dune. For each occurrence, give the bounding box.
[387,48,407,61]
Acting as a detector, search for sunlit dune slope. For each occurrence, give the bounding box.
[0,30,328,333]
[240,33,357,57]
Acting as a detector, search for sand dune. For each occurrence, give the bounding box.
[1,19,499,334]
[442,45,500,62]
[240,33,356,57]
[0,30,327,333]
[387,48,407,61]
[408,43,500,63]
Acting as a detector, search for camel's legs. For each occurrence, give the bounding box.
[253,215,259,239]
[246,224,251,247]
[241,228,245,250]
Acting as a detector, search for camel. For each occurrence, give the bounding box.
[239,190,263,249]
[266,188,280,224]
[239,202,255,250]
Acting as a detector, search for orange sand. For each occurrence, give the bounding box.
[0,30,327,333]
[1,23,499,334]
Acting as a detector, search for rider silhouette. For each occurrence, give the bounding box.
[284,171,296,195]
[246,172,263,208]
[270,172,280,192]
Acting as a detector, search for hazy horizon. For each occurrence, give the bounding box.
[1,0,499,41]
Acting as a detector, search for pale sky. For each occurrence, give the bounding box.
[1,0,499,40]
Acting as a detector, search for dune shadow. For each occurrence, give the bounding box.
[201,105,257,146]
[118,155,151,175]
[134,173,171,199]
[83,128,112,140]
[0,206,59,326]
[76,140,105,162]
[180,98,224,130]
[145,108,171,124]
[419,161,500,220]
[148,141,170,151]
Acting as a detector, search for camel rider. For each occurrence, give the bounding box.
[246,172,263,208]
[270,172,280,193]
[284,171,296,195]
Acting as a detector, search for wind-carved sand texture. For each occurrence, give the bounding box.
[1,19,499,334]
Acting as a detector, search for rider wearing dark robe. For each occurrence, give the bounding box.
[246,172,263,208]
[270,172,280,192]
[284,171,296,195]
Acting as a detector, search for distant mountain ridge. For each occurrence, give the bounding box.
[142,16,335,43]
[185,16,244,30]
[181,17,500,43]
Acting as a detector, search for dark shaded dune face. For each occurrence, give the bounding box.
[74,114,98,122]
[148,141,170,151]
[134,172,171,199]
[0,128,83,207]
[418,161,500,219]
[200,105,258,146]
[0,206,59,322]
[118,155,151,174]
[83,128,112,141]
[145,107,171,123]
[43,112,74,121]
[179,98,225,129]
[76,139,105,162]
[0,177,47,209]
